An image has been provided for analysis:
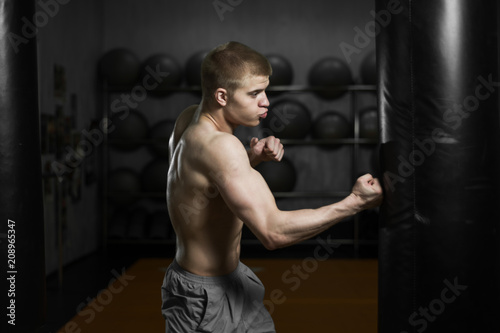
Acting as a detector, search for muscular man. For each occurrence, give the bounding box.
[161,41,383,332]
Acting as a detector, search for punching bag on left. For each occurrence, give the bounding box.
[0,0,46,332]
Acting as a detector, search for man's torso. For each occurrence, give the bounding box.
[167,107,244,276]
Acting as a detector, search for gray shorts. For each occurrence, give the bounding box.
[161,260,276,332]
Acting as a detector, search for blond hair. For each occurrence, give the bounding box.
[201,41,272,104]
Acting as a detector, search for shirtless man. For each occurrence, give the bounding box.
[161,41,383,332]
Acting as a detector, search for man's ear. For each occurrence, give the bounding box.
[215,88,228,106]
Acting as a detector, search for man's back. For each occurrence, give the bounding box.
[167,105,244,276]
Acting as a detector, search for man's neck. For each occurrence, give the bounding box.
[200,101,236,134]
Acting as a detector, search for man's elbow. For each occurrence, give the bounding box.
[262,239,278,251]
[260,232,287,251]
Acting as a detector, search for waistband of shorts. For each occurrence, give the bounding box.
[168,259,245,285]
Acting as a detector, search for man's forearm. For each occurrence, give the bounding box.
[269,194,361,249]
[247,149,262,168]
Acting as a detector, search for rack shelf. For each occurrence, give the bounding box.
[107,138,169,145]
[107,138,378,147]
[104,84,376,93]
[106,238,377,247]
[107,192,165,199]
[107,191,348,200]
[272,191,350,198]
[280,138,378,145]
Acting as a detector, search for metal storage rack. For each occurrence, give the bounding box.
[101,84,379,258]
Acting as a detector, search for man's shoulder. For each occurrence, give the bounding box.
[201,131,246,158]
[187,130,247,173]
[208,131,244,147]
[178,104,198,124]
[173,105,198,140]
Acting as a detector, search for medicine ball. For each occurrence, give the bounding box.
[149,120,176,158]
[261,99,311,139]
[359,107,379,139]
[267,54,294,86]
[99,48,141,87]
[108,109,149,151]
[141,54,182,95]
[312,111,351,140]
[185,50,209,86]
[255,157,297,192]
[360,50,377,85]
[141,158,169,196]
[108,168,142,206]
[308,57,353,99]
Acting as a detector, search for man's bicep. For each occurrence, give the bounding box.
[218,167,274,216]
[213,156,279,243]
[209,145,279,233]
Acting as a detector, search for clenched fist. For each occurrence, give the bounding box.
[248,136,284,167]
[349,173,383,211]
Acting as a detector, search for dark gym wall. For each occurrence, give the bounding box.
[38,0,104,275]
[103,0,375,84]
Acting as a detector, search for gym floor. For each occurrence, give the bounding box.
[40,242,378,333]
[41,252,138,333]
[42,252,378,333]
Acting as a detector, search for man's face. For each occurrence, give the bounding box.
[224,75,270,127]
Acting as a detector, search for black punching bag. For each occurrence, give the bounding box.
[0,0,46,332]
[378,1,500,332]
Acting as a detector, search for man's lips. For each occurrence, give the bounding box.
[259,112,268,119]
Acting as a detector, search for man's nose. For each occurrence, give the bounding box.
[260,92,270,107]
